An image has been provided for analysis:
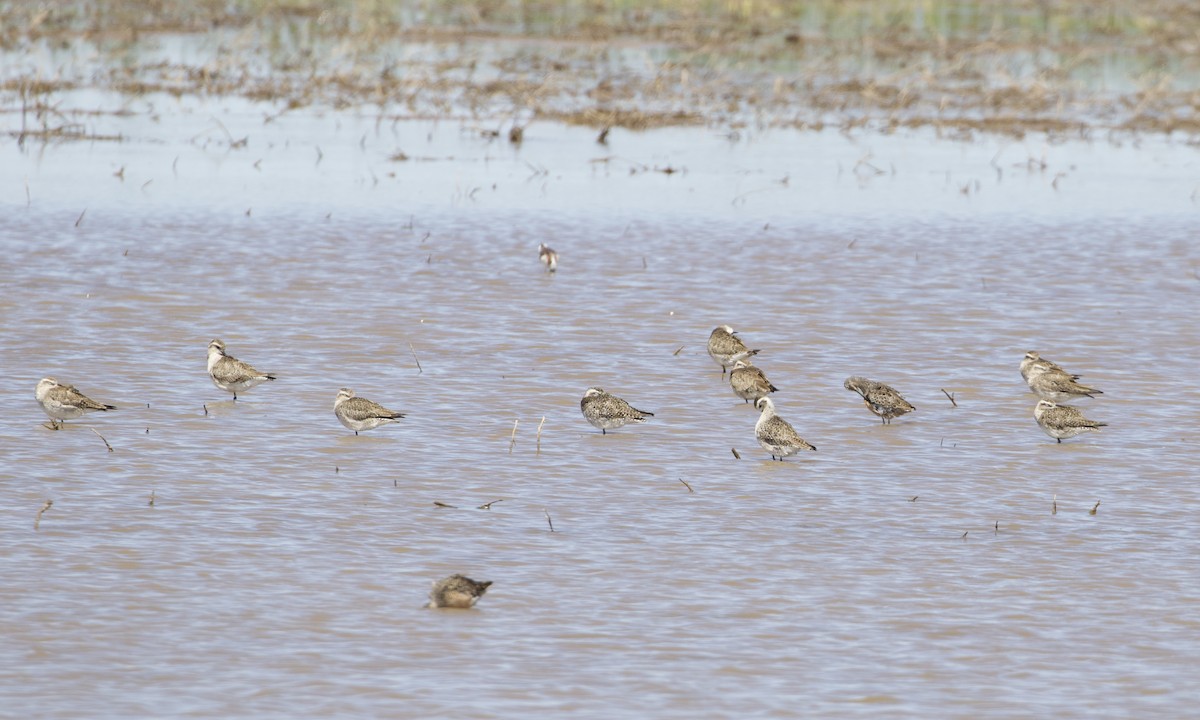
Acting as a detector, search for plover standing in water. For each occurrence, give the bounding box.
[538,243,558,272]
[1034,400,1107,443]
[754,397,816,460]
[207,339,276,400]
[334,388,405,435]
[426,574,492,609]
[729,359,778,404]
[707,325,760,375]
[844,376,916,424]
[35,377,115,427]
[580,387,654,434]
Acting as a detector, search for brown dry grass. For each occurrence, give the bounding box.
[3,1,1200,141]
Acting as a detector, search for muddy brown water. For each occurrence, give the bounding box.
[2,105,1199,717]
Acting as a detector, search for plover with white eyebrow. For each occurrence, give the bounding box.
[426,574,492,609]
[580,387,654,434]
[1020,351,1080,384]
[707,325,760,375]
[754,397,816,460]
[538,243,558,272]
[207,339,276,400]
[1034,400,1106,443]
[729,359,778,404]
[35,377,115,428]
[334,388,405,435]
[844,376,916,424]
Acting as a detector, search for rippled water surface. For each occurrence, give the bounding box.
[2,110,1199,718]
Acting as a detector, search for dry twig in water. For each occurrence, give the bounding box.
[941,388,958,407]
[536,415,546,454]
[149,490,156,507]
[1090,501,1100,516]
[679,478,694,493]
[90,427,114,452]
[434,501,458,508]
[731,448,741,460]
[409,342,423,374]
[544,509,555,532]
[1052,494,1057,515]
[35,500,52,531]
[509,418,519,454]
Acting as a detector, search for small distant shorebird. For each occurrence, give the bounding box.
[844,376,915,424]
[754,397,816,460]
[707,325,760,375]
[207,339,276,400]
[580,387,654,434]
[1034,400,1107,443]
[35,377,115,427]
[334,388,405,435]
[1020,351,1080,383]
[729,359,777,404]
[538,243,558,272]
[426,574,492,609]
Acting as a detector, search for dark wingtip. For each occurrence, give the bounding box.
[103,404,117,411]
[266,374,278,381]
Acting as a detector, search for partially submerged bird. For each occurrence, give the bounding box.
[426,574,492,609]
[729,359,777,404]
[538,243,558,272]
[35,377,115,427]
[207,339,276,400]
[334,388,405,435]
[844,376,915,424]
[754,397,816,461]
[1034,400,1106,443]
[580,387,654,434]
[707,325,759,375]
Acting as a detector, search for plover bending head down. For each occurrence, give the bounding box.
[844,376,915,425]
[729,359,778,404]
[580,387,654,434]
[35,377,115,426]
[207,339,276,400]
[538,243,558,272]
[754,397,816,461]
[707,325,760,375]
[334,388,405,435]
[1034,400,1106,443]
[426,574,492,609]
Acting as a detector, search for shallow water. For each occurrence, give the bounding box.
[2,105,1200,718]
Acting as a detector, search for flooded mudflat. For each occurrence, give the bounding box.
[3,3,1200,718]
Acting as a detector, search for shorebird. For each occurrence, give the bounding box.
[207,339,276,400]
[334,388,405,435]
[538,243,558,272]
[35,377,115,428]
[1027,370,1102,403]
[729,359,777,404]
[1020,351,1080,383]
[754,397,816,460]
[1034,400,1106,443]
[844,376,916,424]
[707,325,759,375]
[426,574,492,609]
[580,387,653,434]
